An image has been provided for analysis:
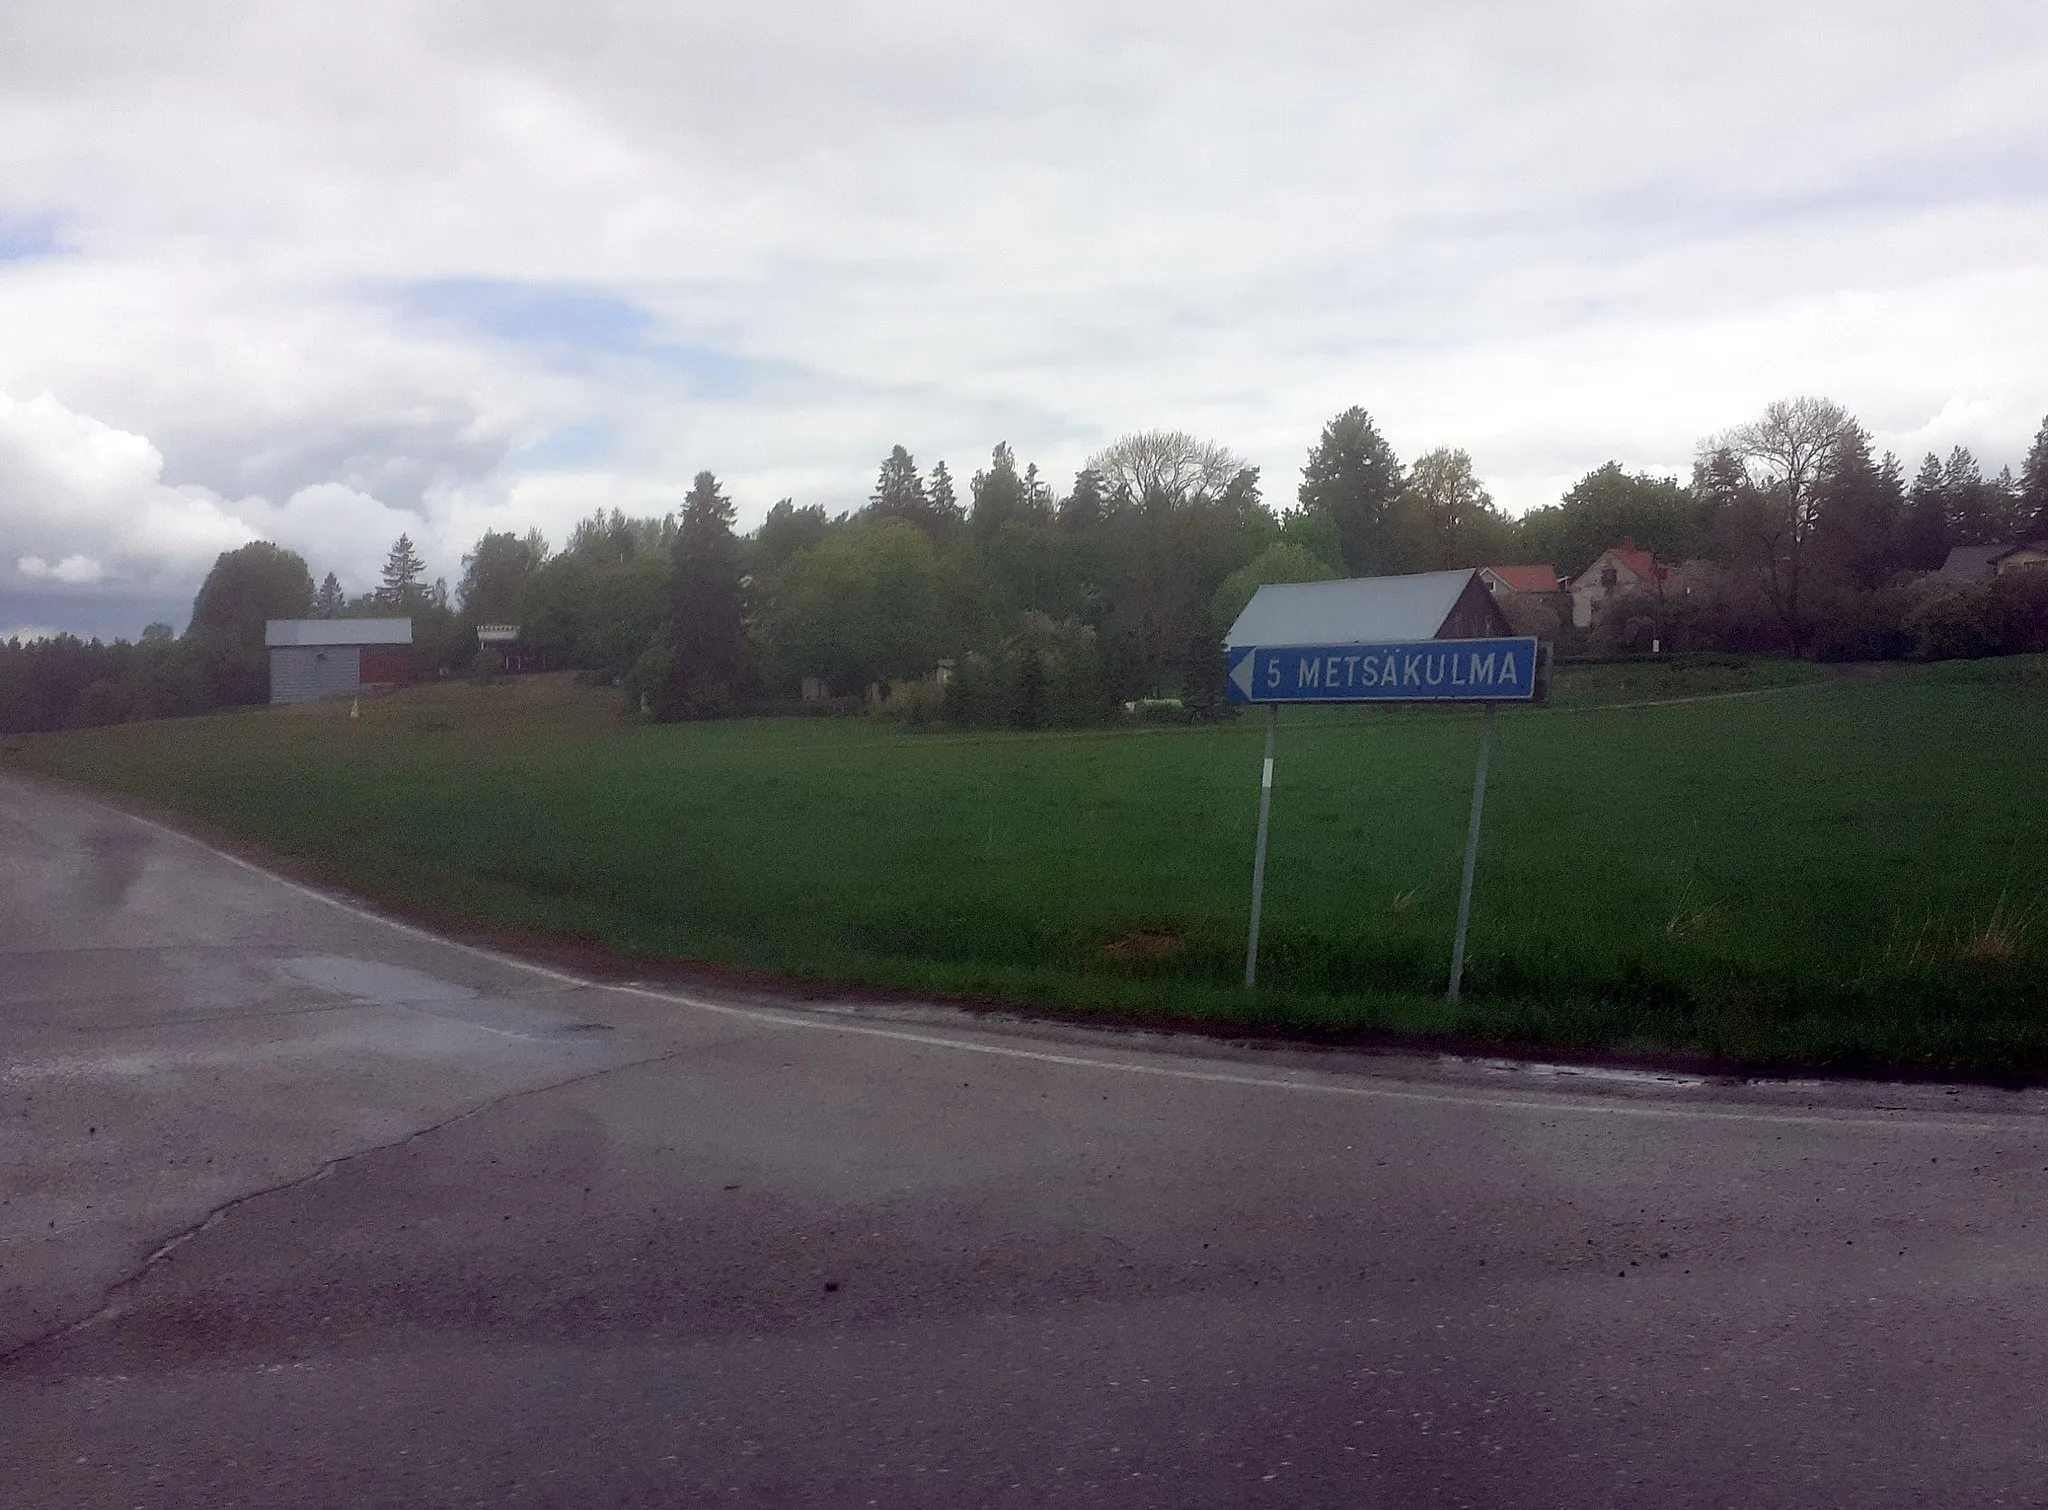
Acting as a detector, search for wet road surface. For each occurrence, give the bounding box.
[4,771,2047,1507]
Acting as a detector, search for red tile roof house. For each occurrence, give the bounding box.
[1567,539,1668,629]
[1478,564,1563,597]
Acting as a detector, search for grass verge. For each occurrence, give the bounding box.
[5,656,2043,1076]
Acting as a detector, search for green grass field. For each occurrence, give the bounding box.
[7,656,2045,1073]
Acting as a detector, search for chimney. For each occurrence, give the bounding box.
[1621,536,1636,552]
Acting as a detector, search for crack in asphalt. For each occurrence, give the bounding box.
[0,1037,714,1370]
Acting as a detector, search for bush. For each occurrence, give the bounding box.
[1811,584,1917,662]
[1125,698,1189,724]
[1907,575,2048,661]
[870,678,949,726]
[940,615,1108,731]
[623,644,676,718]
[1591,584,1785,657]
[1501,594,1562,641]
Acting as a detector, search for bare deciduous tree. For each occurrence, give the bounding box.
[1703,396,1848,653]
[1085,430,1246,511]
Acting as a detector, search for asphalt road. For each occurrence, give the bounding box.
[4,771,2048,1508]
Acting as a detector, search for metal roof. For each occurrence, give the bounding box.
[1932,546,2002,584]
[1226,570,1479,647]
[265,618,413,647]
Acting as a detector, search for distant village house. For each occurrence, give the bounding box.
[1567,539,1666,629]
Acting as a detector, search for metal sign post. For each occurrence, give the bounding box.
[1447,702,1496,1003]
[1225,634,1541,998]
[1244,705,1278,988]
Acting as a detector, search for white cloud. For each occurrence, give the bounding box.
[0,0,2044,631]
[17,553,105,584]
[0,391,255,589]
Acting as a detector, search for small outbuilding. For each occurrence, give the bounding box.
[1226,568,1514,649]
[265,619,413,704]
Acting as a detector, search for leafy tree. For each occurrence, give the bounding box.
[761,518,973,692]
[189,541,315,644]
[1515,463,1699,579]
[1092,467,1276,699]
[2020,415,2048,537]
[1897,453,1950,570]
[407,596,468,680]
[377,533,428,608]
[1296,406,1405,575]
[521,553,671,674]
[751,499,830,576]
[662,471,748,719]
[565,507,674,562]
[1088,430,1246,512]
[457,529,548,625]
[980,521,1089,620]
[1211,541,1344,630]
[187,540,315,705]
[313,572,346,617]
[1386,448,1515,572]
[1274,501,1344,573]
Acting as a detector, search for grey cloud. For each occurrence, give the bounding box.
[0,0,2044,635]
[157,411,507,513]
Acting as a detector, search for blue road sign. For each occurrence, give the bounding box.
[1226,637,1541,704]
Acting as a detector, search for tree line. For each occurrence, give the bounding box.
[5,402,2046,735]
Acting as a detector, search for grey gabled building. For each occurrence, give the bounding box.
[265,619,413,704]
[1226,568,1514,649]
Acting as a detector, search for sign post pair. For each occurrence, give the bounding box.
[1226,636,1543,1000]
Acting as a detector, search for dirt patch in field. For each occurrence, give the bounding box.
[1100,930,1185,963]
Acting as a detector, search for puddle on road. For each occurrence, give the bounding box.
[283,956,479,1005]
[281,955,611,1040]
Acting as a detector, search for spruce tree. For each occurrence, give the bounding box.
[927,461,962,531]
[970,443,1030,535]
[1898,453,1949,570]
[2021,416,2048,537]
[664,471,746,719]
[1940,447,2007,545]
[1298,407,1403,576]
[868,446,929,530]
[378,534,427,607]
[1812,425,1903,590]
[1059,468,1109,533]
[314,572,346,617]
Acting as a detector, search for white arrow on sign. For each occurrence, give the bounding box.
[1229,648,1257,700]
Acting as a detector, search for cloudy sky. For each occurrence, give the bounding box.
[3,0,2044,640]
